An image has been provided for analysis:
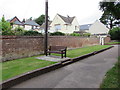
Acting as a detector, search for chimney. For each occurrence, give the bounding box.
[22,19,25,23]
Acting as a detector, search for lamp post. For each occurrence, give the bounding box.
[44,0,48,55]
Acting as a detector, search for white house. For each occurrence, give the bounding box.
[8,16,40,31]
[50,14,79,33]
[23,19,40,31]
[7,16,23,29]
[80,20,109,37]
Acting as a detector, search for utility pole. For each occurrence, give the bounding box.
[44,0,48,55]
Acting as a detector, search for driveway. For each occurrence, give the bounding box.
[11,45,119,88]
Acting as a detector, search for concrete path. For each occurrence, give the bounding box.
[36,55,70,62]
[11,45,119,88]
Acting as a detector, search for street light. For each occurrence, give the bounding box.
[44,0,48,55]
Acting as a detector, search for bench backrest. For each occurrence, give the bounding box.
[49,46,67,51]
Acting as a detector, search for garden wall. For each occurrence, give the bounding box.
[0,36,110,62]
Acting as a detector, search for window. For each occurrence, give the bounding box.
[55,24,61,30]
[75,26,77,30]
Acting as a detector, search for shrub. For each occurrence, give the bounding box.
[70,33,81,36]
[14,26,25,36]
[83,33,91,37]
[23,30,42,36]
[2,30,15,35]
[0,16,13,35]
[109,27,120,40]
[50,31,65,36]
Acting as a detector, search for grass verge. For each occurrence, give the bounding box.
[52,45,112,58]
[1,45,112,81]
[1,56,57,81]
[100,57,120,88]
[105,42,120,45]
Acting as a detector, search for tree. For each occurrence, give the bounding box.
[99,0,120,29]
[99,0,120,20]
[35,15,45,25]
[109,27,120,40]
[100,11,116,29]
[1,16,12,32]
[35,14,50,25]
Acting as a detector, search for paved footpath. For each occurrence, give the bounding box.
[12,45,119,88]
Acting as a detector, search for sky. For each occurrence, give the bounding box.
[0,0,103,25]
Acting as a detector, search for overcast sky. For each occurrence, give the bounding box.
[0,0,103,25]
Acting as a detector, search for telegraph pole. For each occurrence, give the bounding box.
[44,0,48,55]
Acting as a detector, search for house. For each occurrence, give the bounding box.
[80,20,109,37]
[39,21,52,33]
[7,16,23,29]
[23,18,40,31]
[8,16,40,31]
[50,14,79,33]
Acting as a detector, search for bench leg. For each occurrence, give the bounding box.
[46,53,48,56]
[49,53,51,55]
[61,54,63,58]
[65,53,66,58]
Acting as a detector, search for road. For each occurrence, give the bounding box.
[11,45,119,88]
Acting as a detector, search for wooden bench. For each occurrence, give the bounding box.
[46,46,67,58]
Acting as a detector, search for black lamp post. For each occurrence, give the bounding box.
[44,0,48,55]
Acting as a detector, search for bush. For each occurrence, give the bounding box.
[70,33,81,36]
[23,30,42,36]
[83,33,91,37]
[50,32,65,36]
[14,26,25,36]
[0,16,13,35]
[2,30,15,35]
[109,27,120,40]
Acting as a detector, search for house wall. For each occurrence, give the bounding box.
[50,14,65,33]
[13,25,24,29]
[62,17,79,33]
[50,15,79,34]
[24,25,32,30]
[89,20,109,34]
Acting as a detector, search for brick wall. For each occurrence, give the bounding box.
[49,36,100,48]
[1,36,44,62]
[1,36,110,62]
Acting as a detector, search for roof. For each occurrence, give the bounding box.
[41,21,52,28]
[14,20,23,25]
[24,20,40,26]
[57,14,75,24]
[80,24,92,30]
[7,16,23,25]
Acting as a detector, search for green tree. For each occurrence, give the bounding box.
[0,16,13,35]
[99,1,120,20]
[35,15,45,25]
[35,14,50,25]
[100,11,116,29]
[109,27,120,40]
[99,0,120,29]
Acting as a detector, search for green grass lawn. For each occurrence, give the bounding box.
[105,42,120,45]
[1,56,57,81]
[100,57,120,88]
[53,45,112,58]
[1,45,112,81]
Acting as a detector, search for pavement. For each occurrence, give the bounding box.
[11,45,119,88]
[36,55,70,62]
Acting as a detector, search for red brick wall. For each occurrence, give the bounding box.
[48,36,100,48]
[1,36,111,62]
[1,36,44,61]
